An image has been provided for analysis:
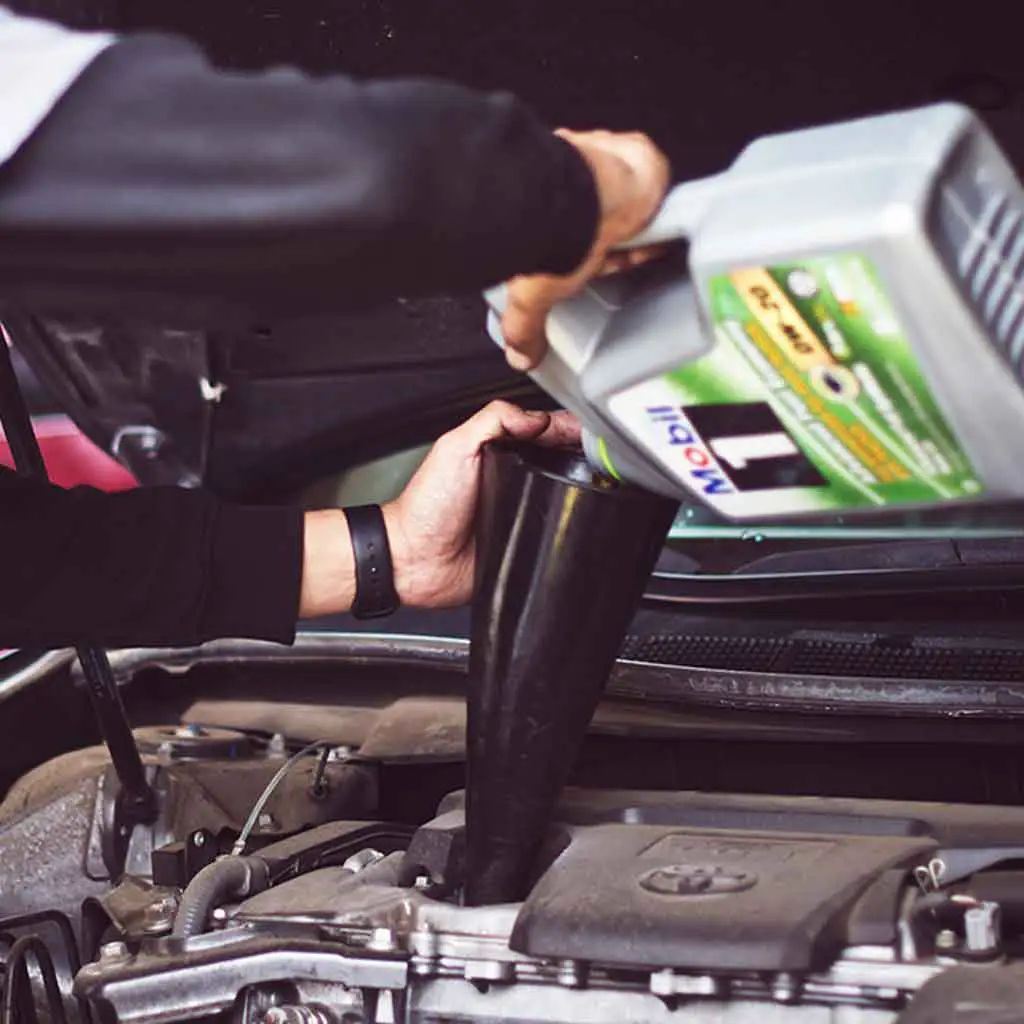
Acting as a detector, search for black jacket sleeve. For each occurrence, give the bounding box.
[0,33,599,320]
[0,465,304,650]
[0,32,601,649]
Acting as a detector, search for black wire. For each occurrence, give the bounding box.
[0,936,68,1024]
[309,745,331,797]
[0,328,46,478]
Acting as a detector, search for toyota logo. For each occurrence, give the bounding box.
[639,864,758,896]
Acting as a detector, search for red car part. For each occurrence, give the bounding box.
[0,413,136,491]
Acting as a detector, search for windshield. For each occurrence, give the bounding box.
[657,499,1024,584]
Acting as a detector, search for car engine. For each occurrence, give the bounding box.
[3,638,1024,1024]
[65,795,1024,1024]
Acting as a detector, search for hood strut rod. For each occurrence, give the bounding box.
[0,321,156,868]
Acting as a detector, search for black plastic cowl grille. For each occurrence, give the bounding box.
[620,633,1024,683]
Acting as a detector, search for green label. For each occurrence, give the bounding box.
[609,254,982,517]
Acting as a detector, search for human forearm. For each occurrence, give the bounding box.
[298,510,356,620]
[0,402,579,649]
[300,403,582,619]
[0,32,599,319]
[297,505,431,618]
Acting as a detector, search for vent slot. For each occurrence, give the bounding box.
[621,632,1024,682]
[944,183,1024,373]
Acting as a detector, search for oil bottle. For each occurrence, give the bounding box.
[488,103,1024,520]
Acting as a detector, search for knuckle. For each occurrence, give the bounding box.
[499,318,524,347]
[433,428,463,453]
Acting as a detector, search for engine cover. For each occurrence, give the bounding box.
[512,824,933,972]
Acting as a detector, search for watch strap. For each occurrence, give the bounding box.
[344,504,400,620]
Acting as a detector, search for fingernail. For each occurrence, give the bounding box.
[506,350,536,372]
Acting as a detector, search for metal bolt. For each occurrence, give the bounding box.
[557,959,584,988]
[141,897,177,934]
[327,746,354,763]
[412,923,438,960]
[463,959,514,983]
[99,941,129,962]
[935,928,959,952]
[649,969,719,999]
[964,902,1001,955]
[649,969,675,998]
[268,733,287,758]
[192,831,206,848]
[257,812,277,831]
[367,927,397,952]
[772,972,799,1004]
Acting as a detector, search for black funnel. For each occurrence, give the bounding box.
[464,441,677,906]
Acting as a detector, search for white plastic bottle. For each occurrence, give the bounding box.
[488,103,1024,521]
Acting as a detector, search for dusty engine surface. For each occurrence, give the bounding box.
[4,723,1024,1024]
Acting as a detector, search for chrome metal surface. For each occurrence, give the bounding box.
[408,981,893,1023]
[0,649,75,704]
[87,634,471,688]
[75,936,408,1024]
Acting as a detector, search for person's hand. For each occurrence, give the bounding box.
[297,401,579,619]
[500,129,671,371]
[383,401,580,608]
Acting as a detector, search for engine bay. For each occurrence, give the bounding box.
[69,789,1024,1024]
[4,639,1024,1024]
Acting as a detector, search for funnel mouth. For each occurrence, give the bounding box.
[490,440,651,499]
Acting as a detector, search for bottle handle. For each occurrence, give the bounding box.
[617,174,726,249]
[483,174,724,441]
[485,174,723,320]
[485,291,607,452]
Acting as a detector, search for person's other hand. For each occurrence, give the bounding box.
[500,129,671,371]
[383,400,580,608]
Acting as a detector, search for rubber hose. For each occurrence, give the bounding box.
[172,857,268,939]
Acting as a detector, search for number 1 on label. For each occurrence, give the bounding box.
[710,432,798,471]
